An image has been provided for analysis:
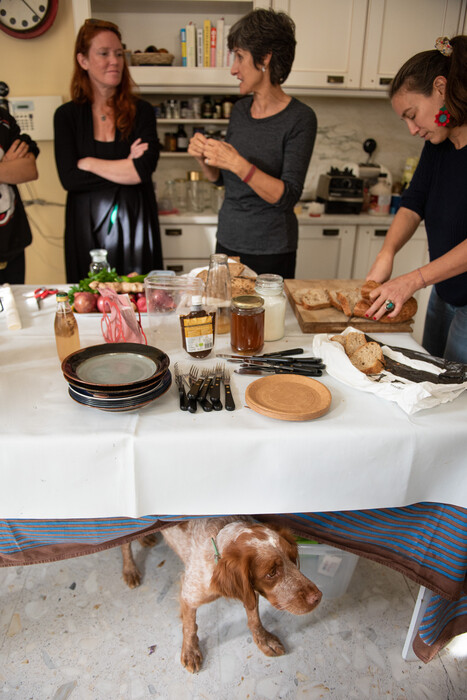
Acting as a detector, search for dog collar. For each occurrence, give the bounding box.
[211,537,221,563]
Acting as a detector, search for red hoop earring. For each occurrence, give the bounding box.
[435,105,451,126]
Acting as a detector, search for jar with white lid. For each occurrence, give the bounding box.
[254,273,286,341]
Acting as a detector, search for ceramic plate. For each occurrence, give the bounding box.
[62,343,169,389]
[68,370,172,411]
[245,374,331,421]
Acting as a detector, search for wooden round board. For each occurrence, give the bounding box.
[245,374,332,421]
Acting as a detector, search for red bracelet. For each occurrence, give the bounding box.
[242,164,256,184]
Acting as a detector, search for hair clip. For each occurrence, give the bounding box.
[435,36,453,56]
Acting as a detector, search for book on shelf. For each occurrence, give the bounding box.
[180,27,187,67]
[186,22,196,67]
[210,26,217,67]
[223,24,232,67]
[203,19,211,66]
[216,18,224,68]
[196,26,203,67]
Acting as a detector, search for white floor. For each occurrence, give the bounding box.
[1,536,465,700]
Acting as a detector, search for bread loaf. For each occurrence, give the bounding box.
[349,341,385,375]
[344,331,366,357]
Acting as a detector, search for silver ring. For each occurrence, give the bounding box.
[205,158,210,165]
[385,299,395,311]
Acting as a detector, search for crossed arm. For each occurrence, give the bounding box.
[0,139,38,184]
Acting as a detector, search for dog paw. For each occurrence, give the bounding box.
[139,534,157,548]
[254,630,285,657]
[122,569,141,589]
[181,643,203,673]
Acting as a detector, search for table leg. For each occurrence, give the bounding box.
[402,585,433,661]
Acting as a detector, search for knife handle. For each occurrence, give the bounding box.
[224,383,235,411]
[261,348,304,357]
[187,396,197,413]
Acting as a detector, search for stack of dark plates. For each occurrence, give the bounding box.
[61,343,171,412]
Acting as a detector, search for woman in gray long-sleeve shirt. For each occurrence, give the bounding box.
[188,8,317,278]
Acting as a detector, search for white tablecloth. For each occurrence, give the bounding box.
[1,286,466,519]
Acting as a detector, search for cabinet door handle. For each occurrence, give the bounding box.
[322,229,339,236]
[375,229,388,237]
[167,264,184,272]
[164,228,182,236]
[379,77,392,86]
[327,75,344,84]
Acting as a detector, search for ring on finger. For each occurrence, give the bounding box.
[385,299,395,312]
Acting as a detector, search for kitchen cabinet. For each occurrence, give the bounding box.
[160,220,217,273]
[295,224,356,279]
[271,0,368,90]
[360,0,464,90]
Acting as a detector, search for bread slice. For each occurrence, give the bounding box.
[349,341,385,375]
[327,290,343,312]
[231,277,256,297]
[360,279,380,299]
[301,288,331,310]
[352,298,371,318]
[344,331,366,357]
[330,334,346,347]
[336,288,361,317]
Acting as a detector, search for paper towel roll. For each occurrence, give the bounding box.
[1,284,22,330]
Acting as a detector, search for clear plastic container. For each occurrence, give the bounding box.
[255,273,286,341]
[298,543,359,599]
[144,275,204,337]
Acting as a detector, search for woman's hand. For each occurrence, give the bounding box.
[128,138,148,160]
[188,132,208,162]
[3,139,29,162]
[365,270,419,320]
[203,139,242,173]
[366,249,394,284]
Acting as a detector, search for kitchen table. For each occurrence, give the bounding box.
[1,285,466,663]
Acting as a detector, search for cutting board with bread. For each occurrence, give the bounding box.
[284,279,417,333]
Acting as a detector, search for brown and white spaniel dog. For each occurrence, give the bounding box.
[122,516,321,672]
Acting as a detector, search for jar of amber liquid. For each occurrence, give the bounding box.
[230,295,265,355]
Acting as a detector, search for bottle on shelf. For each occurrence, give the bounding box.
[179,295,215,358]
[54,292,80,363]
[202,96,213,119]
[176,124,189,152]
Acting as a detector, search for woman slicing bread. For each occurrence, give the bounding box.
[366,35,467,363]
[187,8,317,279]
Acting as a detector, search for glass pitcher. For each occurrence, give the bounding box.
[205,253,231,335]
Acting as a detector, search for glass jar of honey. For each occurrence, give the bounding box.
[230,295,265,355]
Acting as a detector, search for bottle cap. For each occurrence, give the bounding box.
[192,295,203,306]
[56,292,69,301]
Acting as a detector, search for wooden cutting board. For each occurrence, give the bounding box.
[284,279,414,334]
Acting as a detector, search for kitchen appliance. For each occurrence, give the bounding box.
[316,167,364,214]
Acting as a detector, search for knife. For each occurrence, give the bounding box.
[259,348,304,357]
[210,367,223,410]
[217,353,323,365]
[235,367,323,377]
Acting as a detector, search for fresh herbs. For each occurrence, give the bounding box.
[68,269,147,303]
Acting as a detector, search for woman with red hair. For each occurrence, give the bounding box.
[54,19,162,281]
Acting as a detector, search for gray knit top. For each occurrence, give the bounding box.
[216,96,317,255]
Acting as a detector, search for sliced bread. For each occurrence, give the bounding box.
[336,288,361,317]
[349,341,385,375]
[301,288,331,310]
[344,331,367,357]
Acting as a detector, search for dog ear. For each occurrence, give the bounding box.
[267,524,299,562]
[210,548,257,610]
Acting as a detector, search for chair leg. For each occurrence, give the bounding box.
[402,585,433,661]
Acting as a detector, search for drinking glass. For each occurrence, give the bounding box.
[205,253,231,335]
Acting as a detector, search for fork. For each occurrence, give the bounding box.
[184,366,198,413]
[210,362,223,410]
[197,368,214,412]
[187,365,204,400]
[222,367,235,411]
[174,362,188,411]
